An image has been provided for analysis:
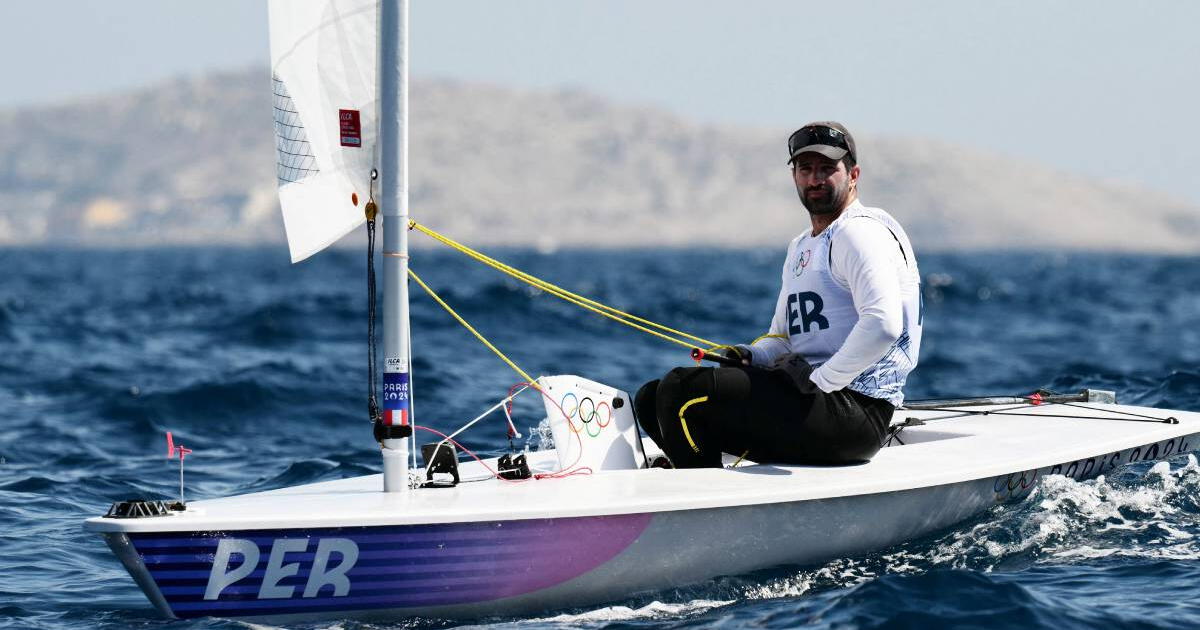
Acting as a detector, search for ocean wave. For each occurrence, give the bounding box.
[1044,362,1151,393]
[217,302,333,346]
[815,568,1102,630]
[96,376,282,425]
[1036,369,1200,414]
[0,476,70,494]
[137,283,229,311]
[237,457,379,494]
[92,365,367,431]
[1131,370,1200,412]
[0,300,16,342]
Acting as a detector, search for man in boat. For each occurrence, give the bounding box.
[635,121,922,467]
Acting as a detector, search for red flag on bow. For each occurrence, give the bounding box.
[166,432,192,460]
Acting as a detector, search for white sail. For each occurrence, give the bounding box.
[269,0,378,262]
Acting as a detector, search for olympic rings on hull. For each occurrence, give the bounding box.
[558,393,614,438]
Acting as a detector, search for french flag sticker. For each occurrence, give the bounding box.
[385,408,408,426]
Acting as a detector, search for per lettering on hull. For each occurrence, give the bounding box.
[204,537,359,601]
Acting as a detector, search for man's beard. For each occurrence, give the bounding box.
[799,182,848,215]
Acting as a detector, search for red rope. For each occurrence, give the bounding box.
[413,379,596,482]
[520,381,592,478]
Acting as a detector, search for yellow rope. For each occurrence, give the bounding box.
[705,344,734,355]
[677,396,708,453]
[700,331,787,360]
[409,220,722,350]
[408,269,542,392]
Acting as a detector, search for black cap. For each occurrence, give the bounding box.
[787,121,857,164]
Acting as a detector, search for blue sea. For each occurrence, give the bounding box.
[2,247,1199,629]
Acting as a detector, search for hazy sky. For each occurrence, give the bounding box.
[5,1,1199,205]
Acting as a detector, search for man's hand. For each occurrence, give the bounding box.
[770,353,819,394]
[724,345,753,366]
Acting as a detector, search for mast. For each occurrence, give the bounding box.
[379,0,412,492]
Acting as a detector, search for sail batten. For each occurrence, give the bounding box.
[269,0,379,262]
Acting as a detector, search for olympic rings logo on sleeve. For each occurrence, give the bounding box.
[559,392,613,438]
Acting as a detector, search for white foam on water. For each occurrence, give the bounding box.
[528,417,555,452]
[463,598,734,629]
[743,452,1200,599]
[742,571,818,599]
[1050,545,1119,560]
[1033,455,1200,561]
[916,453,1200,568]
[740,557,881,601]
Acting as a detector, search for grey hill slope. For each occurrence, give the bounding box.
[1,69,1197,252]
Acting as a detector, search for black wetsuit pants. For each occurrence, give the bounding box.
[634,366,894,468]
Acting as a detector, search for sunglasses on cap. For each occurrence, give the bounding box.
[787,125,851,160]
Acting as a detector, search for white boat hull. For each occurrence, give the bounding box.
[87,400,1199,621]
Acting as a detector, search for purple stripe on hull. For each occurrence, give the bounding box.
[159,571,526,597]
[169,585,542,615]
[133,528,547,548]
[143,544,561,566]
[148,555,541,581]
[129,513,651,619]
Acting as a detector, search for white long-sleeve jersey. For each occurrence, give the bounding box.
[748,200,922,406]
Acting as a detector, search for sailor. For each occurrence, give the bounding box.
[635,121,922,467]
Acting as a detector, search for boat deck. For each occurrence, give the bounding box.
[85,402,1199,533]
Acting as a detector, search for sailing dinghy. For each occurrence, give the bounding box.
[84,0,1200,622]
